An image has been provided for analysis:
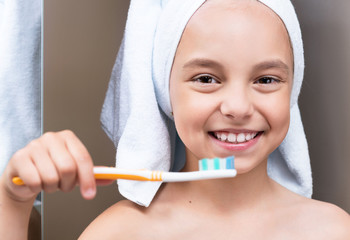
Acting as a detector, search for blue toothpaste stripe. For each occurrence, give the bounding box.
[201,158,208,170]
[214,158,220,170]
[226,156,235,169]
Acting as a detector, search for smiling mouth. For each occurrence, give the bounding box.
[210,131,262,144]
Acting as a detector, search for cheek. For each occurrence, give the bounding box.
[170,82,193,141]
[172,90,209,133]
[272,102,290,133]
[262,92,291,140]
[170,84,217,153]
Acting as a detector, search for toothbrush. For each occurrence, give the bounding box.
[94,156,236,182]
[12,156,236,185]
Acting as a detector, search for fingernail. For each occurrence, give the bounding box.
[84,188,96,199]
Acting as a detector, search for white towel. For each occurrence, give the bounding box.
[0,0,41,174]
[0,1,4,28]
[101,0,312,207]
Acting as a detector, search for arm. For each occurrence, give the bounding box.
[0,177,35,239]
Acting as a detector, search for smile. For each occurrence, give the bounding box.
[212,131,261,144]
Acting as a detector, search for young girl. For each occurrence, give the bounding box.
[1,0,349,239]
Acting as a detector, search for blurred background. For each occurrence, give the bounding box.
[43,0,350,238]
[294,0,350,214]
[43,0,128,239]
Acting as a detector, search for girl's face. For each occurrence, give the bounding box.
[169,0,294,174]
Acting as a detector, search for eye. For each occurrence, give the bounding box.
[255,77,281,84]
[192,75,220,84]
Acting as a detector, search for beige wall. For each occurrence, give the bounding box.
[294,0,350,212]
[43,0,350,238]
[43,0,129,239]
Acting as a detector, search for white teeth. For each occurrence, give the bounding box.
[221,134,227,141]
[214,131,258,143]
[237,133,245,143]
[245,133,252,141]
[228,133,236,142]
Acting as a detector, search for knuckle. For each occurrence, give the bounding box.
[27,139,41,149]
[11,149,23,159]
[60,129,75,138]
[78,152,91,162]
[29,185,42,195]
[42,131,56,141]
[23,175,42,193]
[28,179,42,191]
[75,155,93,169]
[11,148,28,162]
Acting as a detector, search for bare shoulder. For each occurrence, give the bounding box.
[291,197,350,239]
[78,184,180,239]
[312,200,350,238]
[78,200,150,240]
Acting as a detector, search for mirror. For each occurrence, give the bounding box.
[43,0,350,238]
[0,0,42,239]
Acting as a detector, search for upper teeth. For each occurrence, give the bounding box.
[214,132,258,143]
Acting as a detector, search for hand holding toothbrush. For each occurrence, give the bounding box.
[1,130,103,203]
[0,130,110,239]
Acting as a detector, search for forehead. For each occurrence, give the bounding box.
[175,0,293,68]
[198,0,284,26]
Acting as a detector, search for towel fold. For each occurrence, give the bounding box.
[0,0,41,174]
[101,0,312,207]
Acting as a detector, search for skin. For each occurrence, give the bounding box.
[0,0,349,239]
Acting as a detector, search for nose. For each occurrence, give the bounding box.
[219,83,254,120]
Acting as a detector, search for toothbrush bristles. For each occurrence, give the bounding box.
[199,156,235,171]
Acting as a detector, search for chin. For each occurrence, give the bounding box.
[235,166,253,175]
[234,157,267,175]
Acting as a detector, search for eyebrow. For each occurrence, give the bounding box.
[253,59,290,75]
[182,58,224,71]
[182,58,290,75]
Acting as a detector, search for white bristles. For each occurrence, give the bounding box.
[207,159,214,170]
[220,158,226,169]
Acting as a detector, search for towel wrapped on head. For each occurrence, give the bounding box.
[101,0,312,207]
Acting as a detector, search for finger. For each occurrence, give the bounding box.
[59,130,96,200]
[15,159,41,194]
[28,138,60,193]
[7,150,42,200]
[42,132,78,192]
